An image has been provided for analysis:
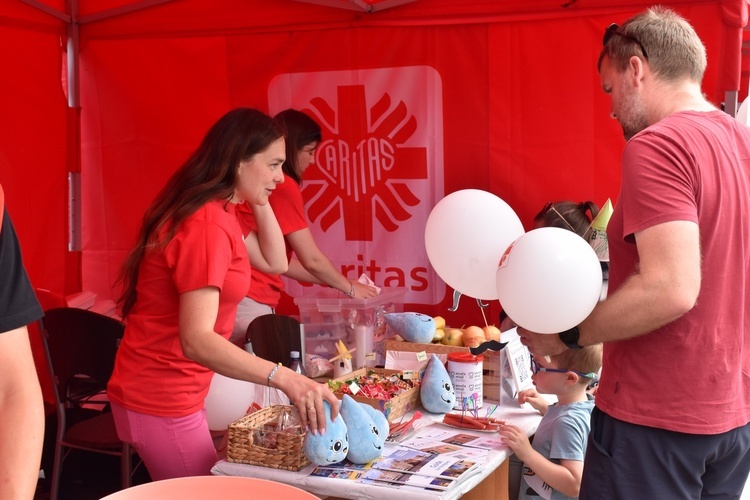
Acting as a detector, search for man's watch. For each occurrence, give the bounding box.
[558,326,583,350]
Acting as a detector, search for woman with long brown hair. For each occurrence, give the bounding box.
[232,109,377,346]
[107,108,339,481]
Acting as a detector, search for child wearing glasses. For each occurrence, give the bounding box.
[500,345,602,500]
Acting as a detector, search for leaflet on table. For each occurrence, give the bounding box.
[310,459,372,475]
[405,423,507,451]
[309,457,455,492]
[371,446,479,481]
[359,477,451,494]
[310,467,365,480]
[360,468,454,491]
[310,466,451,493]
[310,445,478,481]
[399,436,489,462]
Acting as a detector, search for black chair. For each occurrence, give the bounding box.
[245,314,304,366]
[40,307,134,500]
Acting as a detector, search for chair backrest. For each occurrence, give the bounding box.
[40,307,125,408]
[245,314,304,365]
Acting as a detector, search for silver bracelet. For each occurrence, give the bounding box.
[267,363,280,386]
[344,282,355,298]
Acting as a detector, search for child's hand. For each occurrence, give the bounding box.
[518,388,548,415]
[499,424,533,461]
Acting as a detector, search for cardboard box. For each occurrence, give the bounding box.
[328,367,420,422]
[294,288,406,369]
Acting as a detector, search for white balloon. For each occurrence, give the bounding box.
[424,189,524,300]
[496,227,602,333]
[204,373,257,431]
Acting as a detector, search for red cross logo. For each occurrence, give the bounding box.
[300,84,429,241]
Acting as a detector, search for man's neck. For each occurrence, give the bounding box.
[647,80,716,124]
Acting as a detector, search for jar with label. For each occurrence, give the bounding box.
[447,352,483,410]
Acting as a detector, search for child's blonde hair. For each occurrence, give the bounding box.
[552,344,602,384]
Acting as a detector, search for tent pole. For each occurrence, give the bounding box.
[20,0,82,253]
[66,0,81,253]
[725,90,739,117]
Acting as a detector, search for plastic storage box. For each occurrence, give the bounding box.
[294,287,406,370]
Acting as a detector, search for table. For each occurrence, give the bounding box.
[211,399,544,500]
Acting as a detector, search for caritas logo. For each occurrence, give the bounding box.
[269,66,444,305]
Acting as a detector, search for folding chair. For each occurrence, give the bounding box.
[40,307,134,500]
[245,314,304,366]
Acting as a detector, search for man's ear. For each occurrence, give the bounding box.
[629,55,646,85]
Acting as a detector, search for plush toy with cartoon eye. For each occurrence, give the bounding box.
[303,401,349,466]
[384,312,436,343]
[420,354,456,413]
[361,403,389,446]
[340,394,387,464]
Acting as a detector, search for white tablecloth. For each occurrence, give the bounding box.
[212,399,544,500]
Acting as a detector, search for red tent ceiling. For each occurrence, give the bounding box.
[2,0,748,327]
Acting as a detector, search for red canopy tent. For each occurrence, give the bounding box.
[1,0,747,328]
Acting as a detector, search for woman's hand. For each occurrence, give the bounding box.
[350,281,378,300]
[272,367,340,435]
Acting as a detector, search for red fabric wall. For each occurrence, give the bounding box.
[1,0,745,330]
[0,3,70,294]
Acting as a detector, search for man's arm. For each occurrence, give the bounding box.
[520,220,701,355]
[0,326,44,500]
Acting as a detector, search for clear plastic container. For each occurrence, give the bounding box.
[294,287,406,368]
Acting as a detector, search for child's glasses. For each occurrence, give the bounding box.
[530,356,597,379]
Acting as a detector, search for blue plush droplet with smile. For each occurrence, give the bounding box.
[361,403,389,447]
[340,394,386,464]
[303,401,349,466]
[420,354,456,414]
[384,312,435,343]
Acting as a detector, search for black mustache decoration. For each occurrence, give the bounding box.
[469,340,508,355]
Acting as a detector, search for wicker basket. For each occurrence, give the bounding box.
[329,368,421,422]
[226,405,310,471]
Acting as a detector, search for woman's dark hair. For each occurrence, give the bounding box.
[273,109,322,184]
[533,201,600,240]
[117,108,284,317]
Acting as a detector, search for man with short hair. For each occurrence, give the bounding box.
[519,6,750,498]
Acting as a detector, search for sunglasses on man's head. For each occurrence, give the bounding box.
[603,23,648,59]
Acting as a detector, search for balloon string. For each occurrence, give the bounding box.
[479,303,489,329]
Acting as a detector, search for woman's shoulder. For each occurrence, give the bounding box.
[182,199,240,233]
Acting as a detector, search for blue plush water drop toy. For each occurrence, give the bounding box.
[384,312,435,343]
[303,401,349,466]
[420,354,456,413]
[361,403,389,446]
[340,395,387,464]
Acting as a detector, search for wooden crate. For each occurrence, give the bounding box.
[328,368,421,422]
[384,340,502,401]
